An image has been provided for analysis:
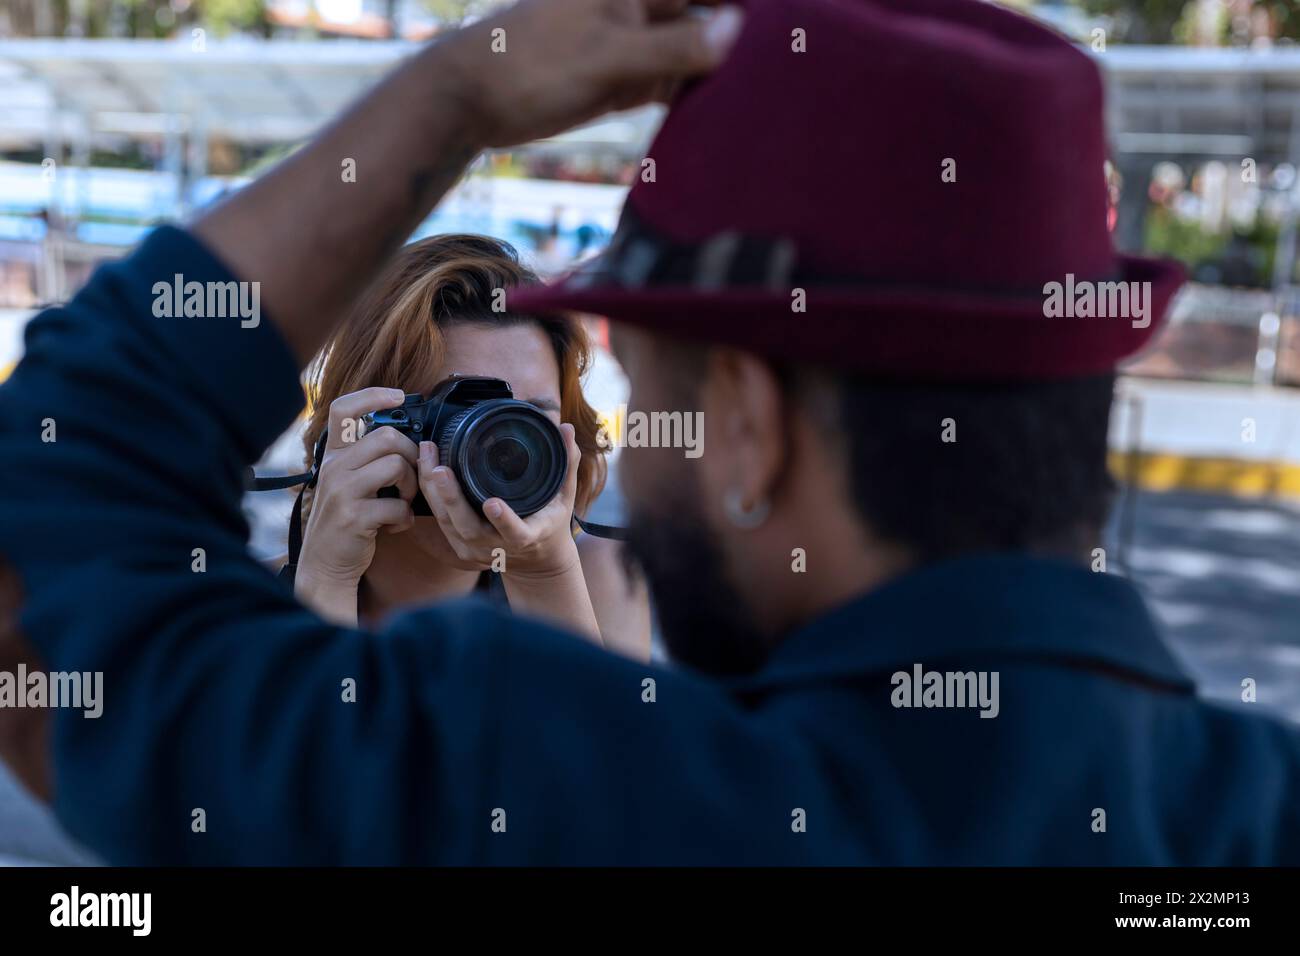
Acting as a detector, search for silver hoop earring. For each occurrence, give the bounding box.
[723,488,770,530]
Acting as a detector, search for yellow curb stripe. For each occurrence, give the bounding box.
[1109,451,1300,499]
[597,407,623,443]
[0,366,1296,501]
[595,409,1299,500]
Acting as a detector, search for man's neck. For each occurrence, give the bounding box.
[787,546,913,639]
[735,501,916,645]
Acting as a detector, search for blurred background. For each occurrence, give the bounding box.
[0,0,1297,721]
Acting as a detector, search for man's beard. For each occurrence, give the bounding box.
[622,479,768,677]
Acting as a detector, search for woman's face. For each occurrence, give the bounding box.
[398,320,563,562]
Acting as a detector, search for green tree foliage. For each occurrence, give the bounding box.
[1264,1,1300,40]
[1077,0,1190,43]
[199,0,269,37]
[0,0,268,39]
[420,0,509,26]
[1072,0,1299,44]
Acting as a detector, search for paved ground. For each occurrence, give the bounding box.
[0,765,96,865]
[1107,488,1300,725]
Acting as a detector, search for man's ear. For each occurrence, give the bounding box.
[702,349,786,511]
[0,560,53,803]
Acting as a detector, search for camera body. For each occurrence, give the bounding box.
[362,376,566,518]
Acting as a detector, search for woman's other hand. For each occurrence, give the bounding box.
[296,387,419,623]
[418,423,602,643]
[417,422,582,578]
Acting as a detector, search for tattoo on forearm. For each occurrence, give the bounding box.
[381,143,481,254]
[410,146,476,208]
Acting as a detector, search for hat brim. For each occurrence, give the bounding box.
[511,254,1185,382]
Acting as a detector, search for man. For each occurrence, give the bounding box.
[0,0,1297,864]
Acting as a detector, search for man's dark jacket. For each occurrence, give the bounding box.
[1,228,1297,864]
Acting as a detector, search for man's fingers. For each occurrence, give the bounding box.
[619,5,743,80]
[327,387,406,450]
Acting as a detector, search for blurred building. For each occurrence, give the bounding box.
[265,0,441,40]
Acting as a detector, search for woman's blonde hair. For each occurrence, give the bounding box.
[303,234,607,516]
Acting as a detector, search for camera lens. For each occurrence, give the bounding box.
[439,400,566,517]
[486,437,530,484]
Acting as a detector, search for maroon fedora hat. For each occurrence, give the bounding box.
[511,0,1186,381]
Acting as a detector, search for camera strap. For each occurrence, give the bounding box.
[571,515,627,541]
[245,430,627,586]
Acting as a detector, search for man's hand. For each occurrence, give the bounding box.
[446,0,744,148]
[194,0,743,367]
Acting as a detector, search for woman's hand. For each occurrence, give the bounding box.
[417,422,582,578]
[418,423,602,643]
[296,387,419,624]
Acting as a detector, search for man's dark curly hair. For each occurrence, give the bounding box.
[828,372,1117,561]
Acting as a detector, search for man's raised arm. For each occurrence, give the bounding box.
[194,0,743,364]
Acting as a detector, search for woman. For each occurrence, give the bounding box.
[287,234,650,660]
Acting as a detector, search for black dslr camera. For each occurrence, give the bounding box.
[362,376,566,518]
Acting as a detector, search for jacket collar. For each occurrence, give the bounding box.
[726,553,1194,695]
